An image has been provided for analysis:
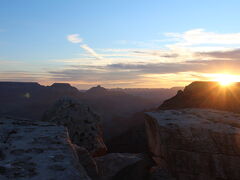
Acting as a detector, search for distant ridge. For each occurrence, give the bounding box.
[159,81,240,112]
[0,81,41,87]
[86,85,108,95]
[49,83,79,93]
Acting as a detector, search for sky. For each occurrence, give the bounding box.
[1,0,240,89]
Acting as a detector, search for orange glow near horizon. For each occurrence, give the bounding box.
[210,74,240,86]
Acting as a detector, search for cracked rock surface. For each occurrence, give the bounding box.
[0,116,90,180]
[145,108,240,180]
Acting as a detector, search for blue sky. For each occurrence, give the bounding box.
[1,0,240,88]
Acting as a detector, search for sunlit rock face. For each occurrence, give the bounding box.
[145,109,240,180]
[159,81,240,112]
[42,97,107,157]
[0,116,90,180]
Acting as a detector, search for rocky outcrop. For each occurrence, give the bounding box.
[159,81,240,112]
[145,108,240,180]
[42,97,107,157]
[0,116,90,180]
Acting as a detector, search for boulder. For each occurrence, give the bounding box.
[145,108,240,180]
[0,116,90,180]
[42,97,107,156]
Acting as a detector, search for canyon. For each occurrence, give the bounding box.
[2,81,240,179]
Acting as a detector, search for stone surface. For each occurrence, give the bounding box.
[145,108,240,180]
[95,153,143,180]
[73,144,99,179]
[42,97,107,156]
[0,116,90,180]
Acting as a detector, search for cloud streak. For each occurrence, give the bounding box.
[67,34,103,60]
[80,44,103,60]
[198,49,240,60]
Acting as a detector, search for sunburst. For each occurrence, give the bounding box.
[213,74,239,86]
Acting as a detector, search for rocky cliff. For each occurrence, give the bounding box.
[145,108,240,180]
[159,81,240,112]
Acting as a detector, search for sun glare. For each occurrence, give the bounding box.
[212,74,239,86]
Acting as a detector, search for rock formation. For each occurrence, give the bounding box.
[42,97,107,157]
[159,81,240,113]
[0,116,90,180]
[145,108,240,180]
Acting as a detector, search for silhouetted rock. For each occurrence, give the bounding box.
[42,97,107,156]
[0,82,81,119]
[86,85,108,96]
[159,81,240,112]
[145,108,240,180]
[50,83,79,94]
[0,116,90,180]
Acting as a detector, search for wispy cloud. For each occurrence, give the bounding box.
[67,34,83,43]
[67,34,103,60]
[80,44,103,60]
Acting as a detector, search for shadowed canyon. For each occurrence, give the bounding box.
[2,81,240,179]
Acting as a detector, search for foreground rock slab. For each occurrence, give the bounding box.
[0,116,90,180]
[145,108,240,180]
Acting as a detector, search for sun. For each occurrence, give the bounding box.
[213,74,239,86]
